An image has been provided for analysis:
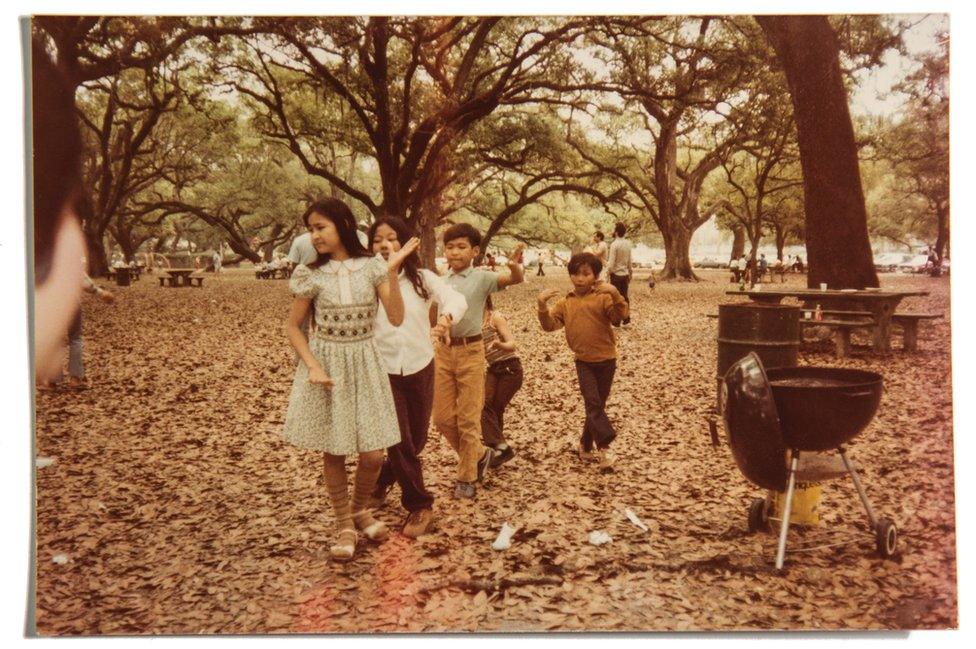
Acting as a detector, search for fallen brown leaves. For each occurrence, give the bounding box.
[33,269,956,634]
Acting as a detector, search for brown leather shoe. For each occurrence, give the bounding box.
[402,508,434,538]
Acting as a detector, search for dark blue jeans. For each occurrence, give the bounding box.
[575,359,617,451]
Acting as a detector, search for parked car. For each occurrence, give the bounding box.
[873,252,911,273]
[693,257,724,269]
[899,254,931,274]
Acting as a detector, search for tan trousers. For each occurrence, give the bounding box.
[433,341,487,483]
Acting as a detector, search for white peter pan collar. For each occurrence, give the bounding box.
[322,257,371,304]
[323,257,369,273]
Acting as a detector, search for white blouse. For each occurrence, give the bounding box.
[374,269,468,375]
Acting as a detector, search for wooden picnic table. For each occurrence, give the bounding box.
[162,268,204,288]
[725,287,929,352]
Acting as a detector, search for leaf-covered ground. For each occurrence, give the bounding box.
[33,268,956,634]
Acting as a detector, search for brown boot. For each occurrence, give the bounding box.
[402,508,434,538]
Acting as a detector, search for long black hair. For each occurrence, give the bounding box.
[33,40,82,285]
[367,216,429,300]
[303,198,369,269]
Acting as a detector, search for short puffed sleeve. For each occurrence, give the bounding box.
[367,256,389,288]
[289,264,319,299]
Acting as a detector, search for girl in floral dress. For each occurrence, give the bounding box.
[282,199,419,561]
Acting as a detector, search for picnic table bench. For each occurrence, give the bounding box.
[891,313,943,351]
[108,267,142,281]
[158,268,204,288]
[800,319,874,358]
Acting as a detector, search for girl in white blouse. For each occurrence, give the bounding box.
[368,217,467,538]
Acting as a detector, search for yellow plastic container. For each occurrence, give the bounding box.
[769,483,822,527]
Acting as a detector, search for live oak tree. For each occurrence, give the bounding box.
[757,15,890,289]
[74,61,184,271]
[876,31,949,259]
[221,17,590,264]
[450,108,628,258]
[712,87,804,264]
[33,16,258,274]
[129,121,326,265]
[575,17,760,281]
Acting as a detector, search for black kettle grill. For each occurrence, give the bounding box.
[721,353,897,569]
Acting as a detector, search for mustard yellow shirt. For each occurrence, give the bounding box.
[538,288,629,362]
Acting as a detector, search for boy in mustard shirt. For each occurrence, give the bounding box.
[537,252,628,468]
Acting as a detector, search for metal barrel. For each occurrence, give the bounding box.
[717,302,800,379]
[115,267,131,287]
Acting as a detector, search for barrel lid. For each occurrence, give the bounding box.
[720,352,788,491]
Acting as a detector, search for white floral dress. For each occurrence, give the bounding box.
[282,257,401,454]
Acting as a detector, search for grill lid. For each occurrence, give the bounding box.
[720,352,787,491]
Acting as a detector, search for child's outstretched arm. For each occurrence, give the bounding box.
[285,298,334,389]
[497,244,526,289]
[537,289,564,332]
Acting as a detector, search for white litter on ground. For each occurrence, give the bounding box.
[52,554,69,565]
[624,508,650,532]
[36,457,56,469]
[491,523,517,551]
[588,530,613,546]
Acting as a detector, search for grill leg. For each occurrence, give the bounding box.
[775,450,800,570]
[839,447,878,529]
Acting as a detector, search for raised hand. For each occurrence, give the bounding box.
[593,281,621,297]
[387,237,421,273]
[507,243,526,266]
[537,288,561,309]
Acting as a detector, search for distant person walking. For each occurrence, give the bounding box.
[606,222,633,326]
[590,232,608,277]
[287,231,317,270]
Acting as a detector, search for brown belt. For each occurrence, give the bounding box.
[448,334,483,346]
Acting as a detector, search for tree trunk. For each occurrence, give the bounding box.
[730,225,745,261]
[261,224,284,262]
[773,223,787,260]
[935,204,949,261]
[77,197,109,277]
[659,226,697,281]
[226,239,262,263]
[757,16,879,289]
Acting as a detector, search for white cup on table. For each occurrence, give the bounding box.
[820,283,827,291]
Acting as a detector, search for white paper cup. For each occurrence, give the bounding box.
[820,283,827,291]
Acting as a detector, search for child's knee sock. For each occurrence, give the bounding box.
[351,460,382,513]
[323,458,352,532]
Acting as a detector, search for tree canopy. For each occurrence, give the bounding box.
[32,14,946,284]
